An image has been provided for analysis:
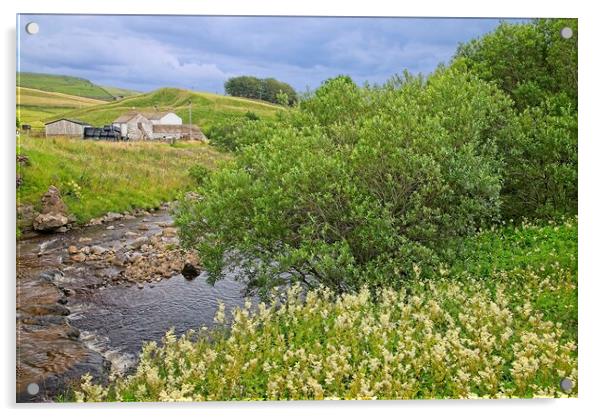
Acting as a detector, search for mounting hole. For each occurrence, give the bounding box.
[561,27,573,39]
[25,22,39,35]
[560,377,574,393]
[27,382,40,395]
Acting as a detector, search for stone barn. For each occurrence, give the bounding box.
[113,111,205,141]
[44,118,91,137]
[112,112,154,141]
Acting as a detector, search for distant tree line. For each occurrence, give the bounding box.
[224,76,297,105]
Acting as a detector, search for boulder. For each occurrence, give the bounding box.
[33,213,69,231]
[33,186,72,232]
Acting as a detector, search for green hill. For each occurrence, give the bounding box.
[59,87,283,131]
[17,87,107,129]
[17,72,131,101]
[100,85,141,98]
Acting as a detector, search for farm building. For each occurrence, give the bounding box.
[112,112,154,140]
[44,118,91,137]
[112,111,205,141]
[152,124,206,140]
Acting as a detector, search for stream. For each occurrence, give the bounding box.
[16,208,247,402]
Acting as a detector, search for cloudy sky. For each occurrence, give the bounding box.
[17,15,522,93]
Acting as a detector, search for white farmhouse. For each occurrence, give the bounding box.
[112,111,205,141]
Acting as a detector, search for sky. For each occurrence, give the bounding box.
[17,15,523,94]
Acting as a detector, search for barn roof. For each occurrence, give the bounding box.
[44,118,90,126]
[113,111,177,123]
[142,111,177,120]
[113,112,143,123]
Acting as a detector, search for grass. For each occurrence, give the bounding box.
[60,88,284,132]
[99,85,140,98]
[17,72,117,101]
[17,136,228,225]
[17,87,106,128]
[72,218,577,401]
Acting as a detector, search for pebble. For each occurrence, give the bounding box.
[67,245,78,254]
[137,283,144,289]
[106,225,115,230]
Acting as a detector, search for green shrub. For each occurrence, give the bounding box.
[188,164,211,187]
[175,68,517,295]
[455,19,578,219]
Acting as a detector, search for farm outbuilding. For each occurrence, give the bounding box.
[44,118,91,137]
[152,124,206,140]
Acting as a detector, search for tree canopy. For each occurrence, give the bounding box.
[224,76,297,105]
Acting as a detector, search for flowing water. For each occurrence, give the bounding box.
[16,209,247,402]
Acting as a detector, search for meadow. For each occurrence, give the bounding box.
[17,136,227,225]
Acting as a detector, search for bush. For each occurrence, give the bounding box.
[188,164,211,187]
[175,68,517,295]
[455,19,578,219]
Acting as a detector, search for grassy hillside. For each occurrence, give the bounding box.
[60,87,284,131]
[18,72,116,101]
[17,136,227,225]
[17,87,105,128]
[101,85,140,98]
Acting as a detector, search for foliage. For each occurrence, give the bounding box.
[455,19,578,219]
[17,137,226,225]
[188,164,211,187]
[176,69,518,295]
[455,19,577,111]
[225,76,298,105]
[75,218,578,401]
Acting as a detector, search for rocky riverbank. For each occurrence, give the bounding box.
[16,206,202,402]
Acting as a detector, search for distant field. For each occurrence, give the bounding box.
[17,87,106,128]
[18,72,117,101]
[60,87,284,131]
[17,136,228,225]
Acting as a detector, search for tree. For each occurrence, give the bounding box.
[224,76,297,105]
[176,68,515,296]
[455,19,578,219]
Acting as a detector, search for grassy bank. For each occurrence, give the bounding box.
[17,136,227,225]
[74,218,577,401]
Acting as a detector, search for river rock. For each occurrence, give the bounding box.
[106,225,115,230]
[182,262,200,280]
[162,227,178,237]
[90,245,107,255]
[129,236,149,250]
[71,253,86,262]
[33,186,72,232]
[79,237,92,243]
[138,224,150,231]
[103,212,123,222]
